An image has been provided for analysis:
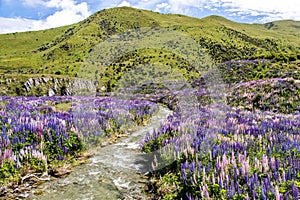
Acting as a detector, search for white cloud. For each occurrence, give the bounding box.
[0,17,36,34]
[0,0,91,34]
[209,0,300,22]
[37,0,90,28]
[156,0,300,22]
[1,0,300,34]
[162,0,205,14]
[22,0,44,7]
[118,1,131,7]
[33,2,90,29]
[156,2,168,9]
[155,2,170,12]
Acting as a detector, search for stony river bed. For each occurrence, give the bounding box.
[24,106,172,200]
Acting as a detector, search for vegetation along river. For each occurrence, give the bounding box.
[27,106,172,200]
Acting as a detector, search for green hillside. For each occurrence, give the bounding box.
[0,6,299,96]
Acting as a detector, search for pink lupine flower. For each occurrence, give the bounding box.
[241,156,250,177]
[270,156,276,171]
[202,167,207,183]
[261,154,269,173]
[3,149,11,160]
[231,151,237,168]
[152,154,158,170]
[70,126,78,133]
[282,171,286,182]
[202,184,210,199]
[275,186,281,200]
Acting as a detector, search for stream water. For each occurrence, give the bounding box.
[28,106,172,200]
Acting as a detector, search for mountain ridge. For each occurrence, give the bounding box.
[0,6,299,96]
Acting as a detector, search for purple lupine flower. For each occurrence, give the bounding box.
[236,182,240,195]
[229,181,235,197]
[262,186,267,200]
[234,167,238,181]
[292,182,299,199]
[202,184,210,199]
[287,168,292,181]
[190,162,195,173]
[252,190,258,199]
[285,191,290,200]
[181,163,187,183]
[186,192,192,200]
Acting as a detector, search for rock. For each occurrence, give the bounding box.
[18,192,30,198]
[24,78,34,92]
[143,184,149,191]
[48,89,55,96]
[22,77,96,96]
[33,189,43,195]
[101,141,109,147]
[138,179,148,184]
[33,78,40,87]
[41,77,50,83]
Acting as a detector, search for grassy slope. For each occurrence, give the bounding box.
[0,6,299,95]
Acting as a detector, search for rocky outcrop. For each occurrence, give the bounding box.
[23,77,97,96]
[0,76,96,96]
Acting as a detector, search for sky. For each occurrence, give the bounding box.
[0,0,299,34]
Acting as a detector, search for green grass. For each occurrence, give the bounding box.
[0,6,299,95]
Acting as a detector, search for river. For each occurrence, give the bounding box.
[28,106,172,200]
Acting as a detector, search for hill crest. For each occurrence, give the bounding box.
[0,6,299,96]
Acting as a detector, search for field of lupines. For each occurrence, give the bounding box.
[141,59,300,199]
[219,60,300,114]
[142,105,300,199]
[0,57,299,199]
[228,78,299,114]
[0,96,157,185]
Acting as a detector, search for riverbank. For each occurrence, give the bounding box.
[25,106,171,199]
[0,96,159,199]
